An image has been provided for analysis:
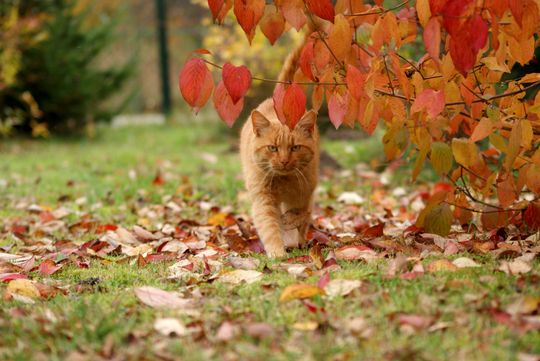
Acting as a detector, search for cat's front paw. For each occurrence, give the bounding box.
[265,245,286,258]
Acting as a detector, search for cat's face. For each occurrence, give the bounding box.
[251,110,317,175]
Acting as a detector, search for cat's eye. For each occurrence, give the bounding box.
[267,145,278,152]
[291,145,301,152]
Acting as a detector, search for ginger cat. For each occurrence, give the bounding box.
[239,37,319,258]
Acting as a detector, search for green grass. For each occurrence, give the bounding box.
[0,122,538,360]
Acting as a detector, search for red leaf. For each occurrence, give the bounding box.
[179,58,214,113]
[442,0,472,36]
[152,170,165,186]
[423,17,441,62]
[234,0,265,42]
[222,63,252,104]
[345,65,365,100]
[0,273,28,283]
[362,223,384,238]
[282,83,306,130]
[213,80,244,127]
[429,0,449,15]
[411,89,445,118]
[468,14,488,52]
[39,211,56,224]
[299,40,316,81]
[524,202,540,229]
[272,83,286,124]
[306,0,335,22]
[260,6,285,45]
[328,92,347,129]
[38,259,62,276]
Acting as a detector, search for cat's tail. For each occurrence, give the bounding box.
[277,18,325,83]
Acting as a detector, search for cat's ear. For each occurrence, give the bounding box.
[251,110,271,136]
[295,110,317,137]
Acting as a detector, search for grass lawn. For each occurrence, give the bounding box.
[0,121,539,361]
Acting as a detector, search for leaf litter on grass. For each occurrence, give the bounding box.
[1,156,540,359]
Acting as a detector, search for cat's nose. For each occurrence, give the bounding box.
[280,159,289,166]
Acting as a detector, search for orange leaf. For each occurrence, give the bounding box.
[411,89,445,118]
[208,0,233,23]
[178,58,214,113]
[282,84,306,130]
[470,118,495,142]
[278,0,306,31]
[213,81,244,127]
[222,63,252,104]
[279,284,324,302]
[427,259,458,273]
[260,5,285,45]
[497,174,517,207]
[328,14,352,61]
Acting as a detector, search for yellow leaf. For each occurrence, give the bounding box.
[451,138,478,167]
[427,259,458,273]
[430,142,453,175]
[481,57,510,73]
[416,0,431,27]
[489,132,508,153]
[518,73,540,84]
[424,203,453,236]
[7,279,40,299]
[279,284,324,303]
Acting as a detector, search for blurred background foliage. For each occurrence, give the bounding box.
[0,0,304,137]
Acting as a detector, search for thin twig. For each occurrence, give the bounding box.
[344,0,409,17]
[304,6,344,69]
[383,55,395,95]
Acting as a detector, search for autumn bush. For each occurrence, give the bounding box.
[0,0,131,136]
[179,0,540,235]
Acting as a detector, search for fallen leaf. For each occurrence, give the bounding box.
[279,284,324,303]
[498,259,532,275]
[38,259,62,276]
[452,257,480,268]
[324,279,361,298]
[244,322,275,339]
[335,245,378,262]
[154,318,188,337]
[426,259,458,273]
[218,269,262,284]
[7,279,40,299]
[134,286,193,309]
[385,254,409,277]
[228,256,260,270]
[506,296,540,316]
[216,321,240,341]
